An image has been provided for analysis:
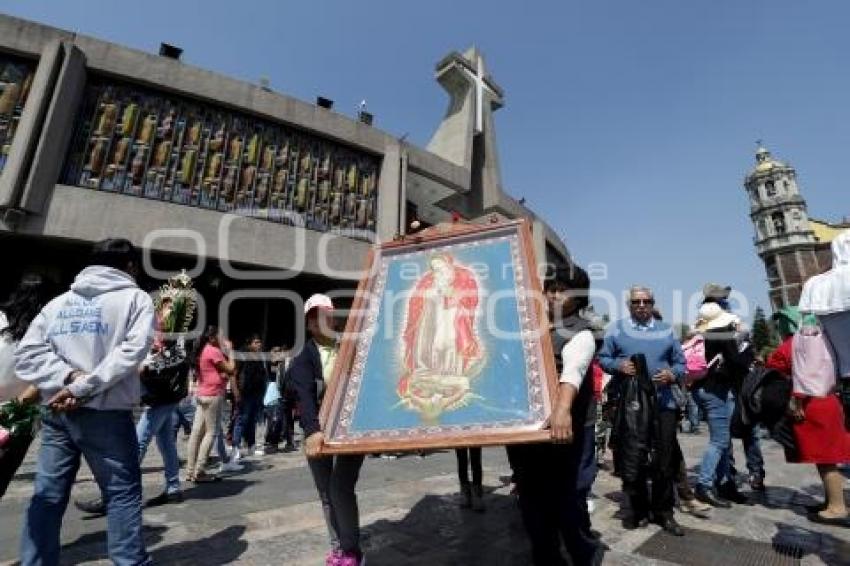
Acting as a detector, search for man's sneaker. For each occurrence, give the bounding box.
[232,448,243,463]
[749,474,766,492]
[219,461,244,473]
[74,497,106,516]
[283,443,297,453]
[146,491,183,507]
[654,516,685,536]
[253,447,265,457]
[718,482,750,505]
[679,497,711,519]
[695,485,731,508]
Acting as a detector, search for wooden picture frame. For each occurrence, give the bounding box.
[319,219,558,454]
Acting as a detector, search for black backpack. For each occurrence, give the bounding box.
[731,366,790,438]
[141,341,190,406]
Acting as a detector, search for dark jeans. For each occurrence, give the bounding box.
[729,425,765,480]
[455,447,482,487]
[507,424,599,566]
[0,433,33,499]
[281,396,297,446]
[21,409,150,566]
[172,396,195,440]
[232,394,264,449]
[308,454,366,554]
[264,399,283,448]
[622,410,679,521]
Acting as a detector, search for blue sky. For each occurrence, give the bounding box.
[4,0,848,324]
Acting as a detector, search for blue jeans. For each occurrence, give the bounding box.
[137,403,180,495]
[172,397,195,440]
[694,387,734,489]
[232,394,264,449]
[21,409,150,566]
[684,390,701,432]
[729,424,765,480]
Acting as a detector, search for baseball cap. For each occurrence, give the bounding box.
[702,283,732,301]
[304,293,334,314]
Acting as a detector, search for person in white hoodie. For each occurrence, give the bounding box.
[15,239,155,566]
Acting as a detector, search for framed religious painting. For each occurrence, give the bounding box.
[319,219,558,454]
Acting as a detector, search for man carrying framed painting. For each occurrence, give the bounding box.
[598,285,687,537]
[506,264,603,566]
[290,294,366,566]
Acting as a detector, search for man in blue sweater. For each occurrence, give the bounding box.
[598,286,687,536]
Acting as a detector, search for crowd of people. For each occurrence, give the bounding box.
[0,233,848,566]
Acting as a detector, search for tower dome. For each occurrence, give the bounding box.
[748,144,788,178]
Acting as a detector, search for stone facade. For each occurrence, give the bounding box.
[0,14,569,280]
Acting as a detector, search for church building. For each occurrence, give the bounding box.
[744,144,848,310]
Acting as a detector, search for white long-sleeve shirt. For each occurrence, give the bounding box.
[559,329,596,390]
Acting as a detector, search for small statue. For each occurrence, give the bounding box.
[95,103,118,136]
[229,136,242,161]
[205,153,222,183]
[261,146,275,170]
[87,139,106,172]
[130,149,146,185]
[180,150,196,184]
[111,138,129,168]
[121,104,139,136]
[154,141,171,168]
[188,122,201,146]
[241,165,256,191]
[276,141,289,166]
[347,163,357,189]
[139,115,157,144]
[255,175,270,205]
[209,125,225,152]
[295,178,308,210]
[246,134,259,164]
[273,168,287,195]
[158,110,175,138]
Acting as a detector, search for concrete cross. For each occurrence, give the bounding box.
[459,52,499,135]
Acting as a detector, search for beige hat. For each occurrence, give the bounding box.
[696,302,738,332]
[304,293,334,315]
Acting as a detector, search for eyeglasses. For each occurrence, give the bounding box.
[630,299,655,306]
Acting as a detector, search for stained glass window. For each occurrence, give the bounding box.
[0,54,36,175]
[63,78,380,239]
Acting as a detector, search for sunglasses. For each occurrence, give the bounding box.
[630,299,655,306]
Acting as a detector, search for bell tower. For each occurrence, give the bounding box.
[745,143,823,309]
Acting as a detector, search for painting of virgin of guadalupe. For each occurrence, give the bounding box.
[318,219,558,454]
[398,253,486,422]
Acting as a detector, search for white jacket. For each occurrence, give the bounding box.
[800,229,850,315]
[15,266,155,411]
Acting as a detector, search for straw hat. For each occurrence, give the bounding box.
[696,302,738,332]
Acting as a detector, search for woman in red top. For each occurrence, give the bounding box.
[186,326,238,482]
[766,307,799,376]
[787,321,850,528]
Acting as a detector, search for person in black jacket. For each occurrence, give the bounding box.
[232,334,270,461]
[692,302,752,507]
[291,294,365,566]
[507,265,603,566]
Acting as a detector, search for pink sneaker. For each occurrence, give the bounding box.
[337,551,364,566]
[325,550,343,566]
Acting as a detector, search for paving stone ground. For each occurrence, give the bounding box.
[1,426,848,565]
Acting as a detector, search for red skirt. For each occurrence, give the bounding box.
[793,395,850,463]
